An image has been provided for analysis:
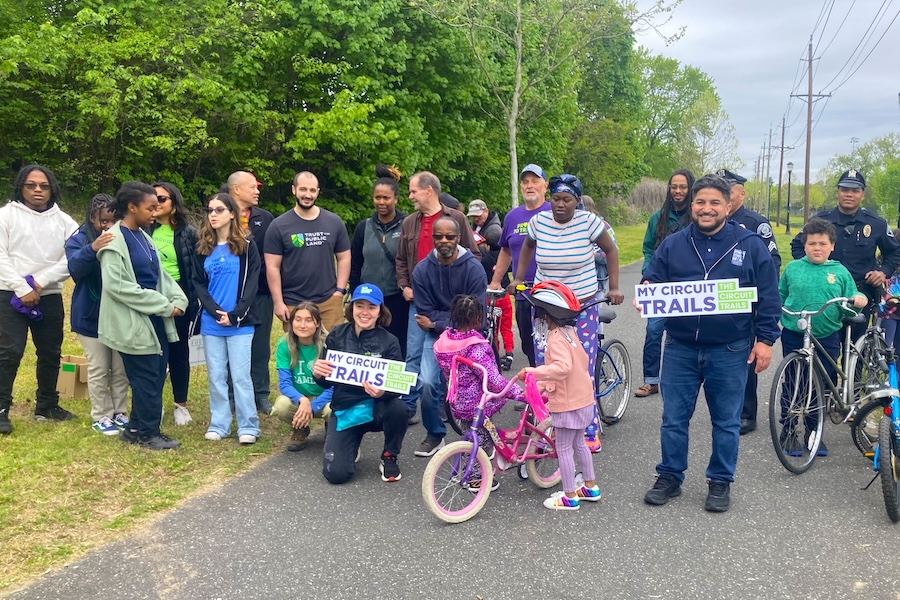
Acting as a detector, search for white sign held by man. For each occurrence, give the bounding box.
[324,350,418,395]
[635,278,758,319]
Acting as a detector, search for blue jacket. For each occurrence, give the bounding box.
[643,221,781,346]
[411,247,487,334]
[65,224,103,337]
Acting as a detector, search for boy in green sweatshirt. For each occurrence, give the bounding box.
[778,217,867,456]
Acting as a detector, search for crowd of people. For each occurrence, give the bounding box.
[2,160,895,514]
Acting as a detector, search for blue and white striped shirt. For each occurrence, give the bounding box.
[528,211,607,300]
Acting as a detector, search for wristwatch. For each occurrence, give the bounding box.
[759,339,774,347]
[337,287,350,295]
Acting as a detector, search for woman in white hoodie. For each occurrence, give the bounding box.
[0,165,78,435]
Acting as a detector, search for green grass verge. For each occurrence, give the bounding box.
[0,280,297,594]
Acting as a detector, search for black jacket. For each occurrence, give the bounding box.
[190,242,261,334]
[246,206,275,296]
[314,323,403,412]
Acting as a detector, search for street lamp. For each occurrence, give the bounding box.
[786,162,794,235]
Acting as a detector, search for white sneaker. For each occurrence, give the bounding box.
[204,431,222,441]
[239,434,257,445]
[173,404,192,426]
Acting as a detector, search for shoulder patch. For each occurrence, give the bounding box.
[768,241,777,252]
[889,228,896,238]
[757,223,773,238]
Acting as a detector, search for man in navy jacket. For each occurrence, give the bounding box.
[410,216,487,457]
[640,174,781,513]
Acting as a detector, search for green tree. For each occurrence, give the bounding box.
[675,89,741,175]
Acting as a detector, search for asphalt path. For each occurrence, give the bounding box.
[10,261,900,600]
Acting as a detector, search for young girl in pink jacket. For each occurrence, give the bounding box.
[519,281,601,510]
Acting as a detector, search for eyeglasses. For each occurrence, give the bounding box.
[207,206,230,215]
[669,185,689,191]
[157,195,171,203]
[24,183,51,191]
[432,234,459,241]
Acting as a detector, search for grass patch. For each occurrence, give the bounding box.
[0,280,297,594]
[610,224,647,267]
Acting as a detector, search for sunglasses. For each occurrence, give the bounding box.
[432,234,459,241]
[24,183,51,191]
[157,195,171,203]
[207,206,230,215]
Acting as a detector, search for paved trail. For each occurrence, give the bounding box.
[10,262,900,599]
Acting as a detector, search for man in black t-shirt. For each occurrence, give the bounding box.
[263,171,351,332]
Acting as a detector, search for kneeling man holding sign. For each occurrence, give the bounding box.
[637,174,781,513]
[313,284,412,484]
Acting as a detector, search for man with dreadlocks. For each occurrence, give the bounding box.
[635,169,695,398]
[0,164,79,435]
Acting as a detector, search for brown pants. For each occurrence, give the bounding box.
[283,294,346,333]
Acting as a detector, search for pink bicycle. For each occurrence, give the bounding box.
[421,355,560,523]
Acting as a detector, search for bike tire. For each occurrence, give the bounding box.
[421,441,493,524]
[849,330,889,405]
[524,418,561,488]
[878,415,900,523]
[443,399,464,436]
[769,352,825,474]
[850,399,884,460]
[595,339,631,425]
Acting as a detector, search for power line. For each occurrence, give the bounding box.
[818,0,892,91]
[815,0,857,61]
[813,0,836,54]
[828,5,900,93]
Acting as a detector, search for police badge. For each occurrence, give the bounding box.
[863,224,871,238]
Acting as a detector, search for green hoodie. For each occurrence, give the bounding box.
[97,222,188,355]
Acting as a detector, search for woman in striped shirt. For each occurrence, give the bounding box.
[509,174,622,375]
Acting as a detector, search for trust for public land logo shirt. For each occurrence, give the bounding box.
[263,208,350,304]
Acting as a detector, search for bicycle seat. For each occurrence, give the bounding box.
[597,307,617,324]
[842,313,867,325]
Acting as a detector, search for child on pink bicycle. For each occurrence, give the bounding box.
[434,294,522,490]
[519,281,601,510]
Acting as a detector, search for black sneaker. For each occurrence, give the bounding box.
[380,451,402,482]
[644,474,682,506]
[414,436,445,457]
[704,480,730,513]
[138,433,181,450]
[34,406,77,422]
[256,398,273,415]
[466,478,500,492]
[120,428,139,444]
[0,408,12,435]
[499,353,513,372]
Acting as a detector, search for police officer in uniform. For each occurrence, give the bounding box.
[789,169,900,344]
[718,169,781,435]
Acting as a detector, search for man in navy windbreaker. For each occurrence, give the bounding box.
[640,174,781,513]
[410,216,487,458]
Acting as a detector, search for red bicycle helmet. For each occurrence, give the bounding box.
[526,280,581,322]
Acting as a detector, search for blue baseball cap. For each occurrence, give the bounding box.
[520,164,546,180]
[350,283,384,306]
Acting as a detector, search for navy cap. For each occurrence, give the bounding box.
[520,164,546,180]
[837,169,866,189]
[716,169,747,185]
[350,283,384,306]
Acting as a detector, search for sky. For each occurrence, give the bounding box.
[636,0,900,184]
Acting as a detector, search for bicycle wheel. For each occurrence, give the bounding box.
[849,330,889,405]
[443,399,464,436]
[877,416,900,523]
[422,441,493,524]
[768,352,825,474]
[595,339,631,425]
[850,400,885,459]
[524,418,561,488]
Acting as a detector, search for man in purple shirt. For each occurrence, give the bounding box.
[488,164,550,367]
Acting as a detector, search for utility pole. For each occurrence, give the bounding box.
[775,116,787,226]
[765,126,773,220]
[791,36,831,223]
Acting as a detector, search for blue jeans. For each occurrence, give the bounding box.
[204,333,259,438]
[642,317,665,385]
[401,304,446,438]
[657,337,751,483]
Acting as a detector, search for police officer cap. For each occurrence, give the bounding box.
[716,169,747,185]
[837,169,866,189]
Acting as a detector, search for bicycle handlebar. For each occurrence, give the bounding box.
[780,296,852,319]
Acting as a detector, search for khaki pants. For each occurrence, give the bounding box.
[78,334,129,421]
[271,394,332,425]
[282,294,346,333]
